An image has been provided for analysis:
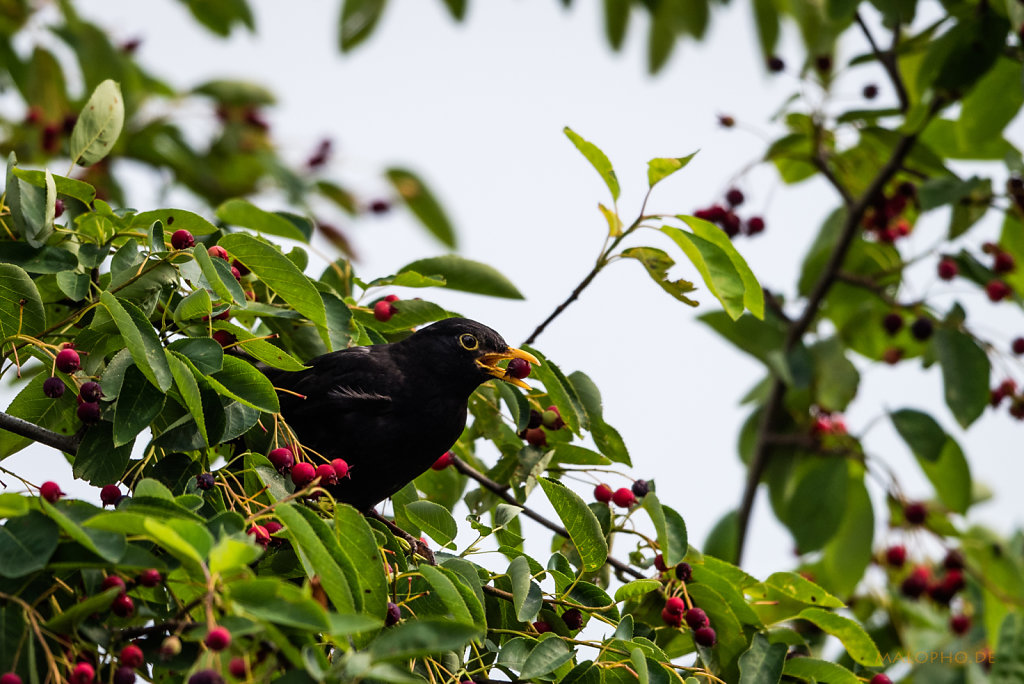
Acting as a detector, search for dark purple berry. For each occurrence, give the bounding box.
[43,377,66,398]
[506,357,531,380]
[725,188,744,207]
[100,484,122,507]
[863,84,879,99]
[386,601,401,626]
[676,562,693,582]
[170,229,195,250]
[694,626,717,647]
[882,313,903,336]
[631,479,650,497]
[767,56,785,72]
[77,402,101,424]
[910,317,934,341]
[188,670,225,684]
[562,608,583,630]
[196,473,215,490]
[79,381,102,402]
[685,607,709,630]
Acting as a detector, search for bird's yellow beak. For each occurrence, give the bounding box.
[476,347,540,390]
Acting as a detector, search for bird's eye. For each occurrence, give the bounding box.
[459,334,479,350]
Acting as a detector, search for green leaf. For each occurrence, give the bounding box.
[209,536,263,575]
[339,0,387,52]
[369,619,482,661]
[130,209,218,236]
[738,633,786,684]
[397,255,523,298]
[385,168,456,248]
[620,247,698,306]
[704,509,739,562]
[405,500,457,547]
[142,518,210,576]
[333,504,389,618]
[604,0,630,49]
[781,657,860,684]
[5,155,49,248]
[228,578,331,632]
[0,243,79,273]
[208,355,280,413]
[538,478,608,573]
[99,292,173,391]
[520,636,573,680]
[218,233,327,327]
[642,493,688,565]
[275,503,356,613]
[614,579,661,603]
[0,374,77,460]
[43,586,120,634]
[663,219,765,320]
[56,271,89,301]
[891,409,972,514]
[12,168,97,205]
[820,471,874,598]
[73,422,134,485]
[991,612,1024,682]
[934,328,989,428]
[782,458,848,553]
[419,565,477,625]
[0,264,46,343]
[797,608,881,666]
[112,364,165,447]
[959,58,1023,147]
[41,500,125,563]
[69,79,124,167]
[0,511,59,578]
[508,555,544,623]
[647,152,698,188]
[564,127,620,201]
[0,493,28,518]
[216,198,308,242]
[763,572,844,608]
[809,337,859,412]
[522,346,588,434]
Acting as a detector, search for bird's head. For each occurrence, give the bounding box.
[400,318,539,391]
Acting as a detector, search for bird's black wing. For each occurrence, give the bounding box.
[269,346,398,417]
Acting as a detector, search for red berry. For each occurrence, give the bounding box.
[987,279,1012,302]
[138,569,162,587]
[524,427,547,447]
[79,381,102,402]
[100,484,122,507]
[1013,337,1024,355]
[315,463,337,485]
[943,549,965,570]
[541,406,564,430]
[431,452,454,470]
[268,447,294,473]
[55,348,81,373]
[994,251,1015,274]
[228,657,247,679]
[385,294,400,302]
[230,266,242,281]
[207,245,229,261]
[882,347,903,365]
[386,601,401,626]
[101,575,127,593]
[77,401,101,424]
[718,114,735,127]
[331,458,350,479]
[901,566,930,599]
[248,524,271,547]
[212,330,236,348]
[205,626,231,651]
[693,626,717,647]
[882,313,903,335]
[725,188,744,207]
[506,357,531,380]
[40,481,63,503]
[611,487,636,508]
[594,484,613,503]
[562,608,583,630]
[664,596,685,615]
[685,607,709,630]
[884,545,906,567]
[111,593,134,617]
[533,620,551,633]
[69,663,95,684]
[870,676,893,684]
[942,569,965,593]
[720,211,741,237]
[904,501,927,525]
[1,674,22,684]
[373,300,395,322]
[746,216,765,234]
[170,229,195,250]
[120,644,144,669]
[937,258,958,280]
[291,462,316,488]
[43,376,66,398]
[661,607,682,627]
[950,614,971,635]
[654,554,668,572]
[263,520,283,544]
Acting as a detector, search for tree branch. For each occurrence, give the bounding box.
[855,12,909,113]
[734,128,926,565]
[523,264,604,346]
[451,456,645,580]
[0,411,79,455]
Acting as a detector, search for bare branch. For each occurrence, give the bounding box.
[0,411,79,455]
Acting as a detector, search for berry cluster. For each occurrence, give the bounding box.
[661,597,716,646]
[693,188,765,239]
[519,405,566,448]
[810,409,847,437]
[374,294,400,322]
[593,478,650,509]
[990,379,1024,419]
[862,181,916,243]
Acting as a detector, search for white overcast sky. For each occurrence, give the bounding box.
[4,1,1023,580]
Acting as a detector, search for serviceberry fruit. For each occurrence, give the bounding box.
[208,245,229,260]
[43,376,66,398]
[138,569,162,587]
[40,481,63,503]
[541,406,564,429]
[188,670,224,684]
[1013,337,1024,355]
[268,447,294,473]
[611,487,636,508]
[331,458,350,479]
[291,462,316,488]
[767,56,785,72]
[533,620,552,633]
[950,614,971,635]
[664,597,685,615]
[506,357,531,379]
[685,607,709,630]
[654,554,668,572]
[904,501,927,525]
[594,484,613,503]
[315,463,338,485]
[746,216,765,234]
[661,607,682,627]
[910,317,934,341]
[0,674,22,684]
[54,198,65,218]
[870,675,893,684]
[229,657,247,679]
[369,199,391,214]
[943,549,965,570]
[160,635,182,657]
[431,452,454,470]
[248,524,271,547]
[882,313,903,335]
[994,251,1015,274]
[373,300,395,322]
[524,427,547,447]
[901,566,930,599]
[204,626,231,651]
[77,401,101,424]
[386,601,402,626]
[170,229,195,250]
[884,545,906,567]
[863,84,879,99]
[100,484,122,507]
[79,381,102,402]
[725,188,744,207]
[120,644,144,669]
[562,608,583,630]
[196,473,215,490]
[694,626,717,647]
[937,258,958,280]
[111,594,135,617]
[676,562,693,582]
[631,479,650,497]
[113,667,136,684]
[55,348,81,373]
[987,279,1012,302]
[69,663,95,684]
[212,330,236,348]
[230,266,241,281]
[102,575,127,593]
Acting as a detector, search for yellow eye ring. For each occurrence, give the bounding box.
[459,334,479,350]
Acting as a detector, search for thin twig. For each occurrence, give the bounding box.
[855,12,910,112]
[451,456,644,580]
[0,411,80,455]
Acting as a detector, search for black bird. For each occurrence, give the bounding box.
[264,318,538,511]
